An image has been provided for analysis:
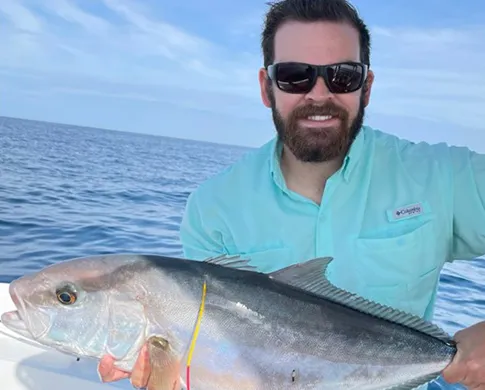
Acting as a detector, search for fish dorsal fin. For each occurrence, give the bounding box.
[269,257,453,343]
[203,254,256,271]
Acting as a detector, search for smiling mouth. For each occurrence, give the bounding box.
[307,115,333,121]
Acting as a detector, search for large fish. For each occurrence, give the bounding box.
[1,253,456,390]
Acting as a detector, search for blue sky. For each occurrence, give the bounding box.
[1,0,484,149]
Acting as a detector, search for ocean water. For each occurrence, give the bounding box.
[1,115,484,389]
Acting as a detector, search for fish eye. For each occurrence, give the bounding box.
[55,284,77,305]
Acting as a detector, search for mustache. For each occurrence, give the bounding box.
[291,102,347,119]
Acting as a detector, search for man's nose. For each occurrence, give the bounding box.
[305,76,332,102]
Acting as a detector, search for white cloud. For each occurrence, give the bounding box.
[228,11,265,38]
[373,26,474,45]
[0,0,259,97]
[369,25,485,132]
[101,0,215,58]
[0,0,484,139]
[41,0,111,34]
[0,0,43,33]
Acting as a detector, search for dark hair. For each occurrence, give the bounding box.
[261,0,371,68]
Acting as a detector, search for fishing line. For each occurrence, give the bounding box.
[185,280,207,390]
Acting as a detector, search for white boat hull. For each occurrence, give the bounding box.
[0,282,132,390]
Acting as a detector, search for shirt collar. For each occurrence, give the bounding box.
[269,126,367,189]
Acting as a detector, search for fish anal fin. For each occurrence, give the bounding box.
[269,257,453,343]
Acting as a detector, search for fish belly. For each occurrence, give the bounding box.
[181,336,447,390]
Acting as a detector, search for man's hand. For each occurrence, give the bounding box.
[97,343,152,388]
[442,321,485,389]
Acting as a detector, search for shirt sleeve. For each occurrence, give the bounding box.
[179,189,227,260]
[450,146,485,260]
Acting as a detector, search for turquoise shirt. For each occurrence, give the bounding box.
[179,125,485,322]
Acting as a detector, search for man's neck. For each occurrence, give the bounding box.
[280,144,345,205]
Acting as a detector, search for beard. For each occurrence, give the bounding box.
[269,89,366,163]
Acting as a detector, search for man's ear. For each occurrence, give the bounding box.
[362,69,374,107]
[259,67,272,108]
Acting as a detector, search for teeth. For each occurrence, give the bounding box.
[308,115,332,121]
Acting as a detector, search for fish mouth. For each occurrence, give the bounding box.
[2,281,38,340]
[1,310,34,340]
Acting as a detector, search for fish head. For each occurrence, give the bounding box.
[1,255,150,363]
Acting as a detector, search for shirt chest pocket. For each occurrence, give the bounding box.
[347,214,444,316]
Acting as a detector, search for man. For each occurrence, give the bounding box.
[98,0,485,388]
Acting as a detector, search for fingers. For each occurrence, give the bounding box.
[442,348,485,387]
[146,336,182,390]
[97,345,152,388]
[442,362,465,384]
[130,343,152,389]
[467,382,485,390]
[97,354,130,383]
[442,350,466,385]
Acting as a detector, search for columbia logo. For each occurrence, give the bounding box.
[394,203,423,219]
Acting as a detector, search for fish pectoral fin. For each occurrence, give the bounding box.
[146,335,183,390]
[107,296,147,362]
[269,257,453,343]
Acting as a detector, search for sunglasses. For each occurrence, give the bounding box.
[266,61,369,94]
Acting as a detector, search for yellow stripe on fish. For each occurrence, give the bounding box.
[185,281,207,390]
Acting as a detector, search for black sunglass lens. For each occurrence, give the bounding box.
[325,63,364,93]
[275,63,315,93]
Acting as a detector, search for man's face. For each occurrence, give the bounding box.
[259,21,374,163]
